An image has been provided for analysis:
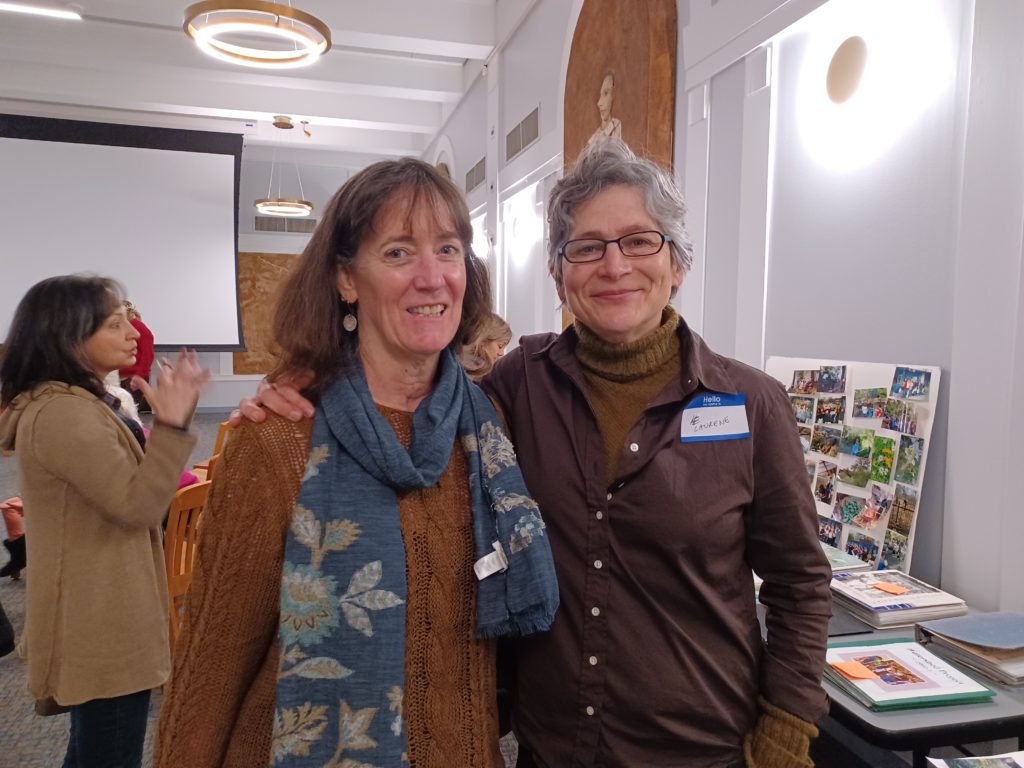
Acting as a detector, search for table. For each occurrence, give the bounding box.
[823,626,1024,768]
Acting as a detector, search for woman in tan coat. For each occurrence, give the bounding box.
[0,275,208,768]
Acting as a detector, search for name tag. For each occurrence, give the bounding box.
[473,540,509,580]
[680,393,750,443]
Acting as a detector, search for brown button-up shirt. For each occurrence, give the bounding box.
[482,321,831,768]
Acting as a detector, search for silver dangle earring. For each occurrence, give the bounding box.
[342,300,358,332]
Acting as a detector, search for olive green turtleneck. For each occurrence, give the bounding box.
[574,306,681,485]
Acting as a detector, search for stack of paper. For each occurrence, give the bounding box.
[826,639,994,711]
[831,571,967,628]
[927,750,1024,766]
[916,613,1024,686]
[822,542,873,573]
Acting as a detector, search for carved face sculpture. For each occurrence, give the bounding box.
[597,73,614,123]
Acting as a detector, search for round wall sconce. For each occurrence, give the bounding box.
[826,35,868,103]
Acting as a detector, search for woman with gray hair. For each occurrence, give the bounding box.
[242,139,831,767]
[485,138,831,768]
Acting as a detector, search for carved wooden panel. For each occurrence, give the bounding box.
[563,0,677,170]
[233,252,301,375]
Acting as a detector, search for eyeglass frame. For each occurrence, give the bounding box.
[557,230,673,264]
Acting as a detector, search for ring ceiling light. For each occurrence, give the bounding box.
[183,0,331,69]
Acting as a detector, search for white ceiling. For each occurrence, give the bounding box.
[0,0,531,166]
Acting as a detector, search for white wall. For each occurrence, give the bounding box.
[765,0,965,588]
[943,0,1024,612]
[682,0,1024,609]
[423,75,488,194]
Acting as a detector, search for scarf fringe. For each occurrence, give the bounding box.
[477,607,557,640]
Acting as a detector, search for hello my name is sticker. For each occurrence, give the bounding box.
[680,393,750,443]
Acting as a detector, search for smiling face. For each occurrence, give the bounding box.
[82,304,139,378]
[337,191,467,373]
[556,184,682,344]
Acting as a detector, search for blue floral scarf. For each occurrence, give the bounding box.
[271,350,559,767]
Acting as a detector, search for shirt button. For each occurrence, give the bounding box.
[591,606,601,616]
[589,655,598,666]
[606,492,612,501]
[595,510,604,520]
[594,559,603,569]
[586,706,595,716]
[629,442,639,452]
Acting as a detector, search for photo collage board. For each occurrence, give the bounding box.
[765,357,941,573]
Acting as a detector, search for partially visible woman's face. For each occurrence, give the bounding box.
[481,337,508,363]
[597,74,614,122]
[82,304,139,377]
[338,191,467,369]
[557,184,681,344]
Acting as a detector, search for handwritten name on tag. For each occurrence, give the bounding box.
[680,393,750,443]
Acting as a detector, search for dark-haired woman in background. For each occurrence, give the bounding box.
[0,275,208,768]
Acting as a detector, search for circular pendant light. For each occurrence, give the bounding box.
[254,198,314,217]
[183,1,331,69]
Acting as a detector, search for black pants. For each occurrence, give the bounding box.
[0,599,14,657]
[62,689,151,768]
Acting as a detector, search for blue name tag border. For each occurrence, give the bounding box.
[681,431,751,443]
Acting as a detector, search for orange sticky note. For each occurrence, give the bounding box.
[872,582,910,595]
[831,660,879,680]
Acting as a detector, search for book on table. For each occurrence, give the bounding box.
[831,570,967,628]
[822,542,873,573]
[916,612,1024,686]
[826,638,995,711]
[927,749,1024,766]
[755,541,870,595]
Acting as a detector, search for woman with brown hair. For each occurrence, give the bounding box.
[155,158,558,768]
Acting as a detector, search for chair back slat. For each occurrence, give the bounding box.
[164,480,213,650]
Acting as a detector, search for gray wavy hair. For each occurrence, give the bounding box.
[547,139,693,296]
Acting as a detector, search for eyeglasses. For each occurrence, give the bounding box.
[558,231,672,263]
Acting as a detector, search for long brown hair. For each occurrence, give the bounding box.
[271,157,491,396]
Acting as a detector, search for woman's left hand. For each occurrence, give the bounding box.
[133,348,211,429]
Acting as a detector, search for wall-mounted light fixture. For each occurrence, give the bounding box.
[826,36,867,104]
[792,0,954,172]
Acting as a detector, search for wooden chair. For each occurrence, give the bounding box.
[192,421,232,476]
[204,452,221,482]
[165,480,212,650]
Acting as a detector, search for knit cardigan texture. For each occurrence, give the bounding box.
[156,410,501,768]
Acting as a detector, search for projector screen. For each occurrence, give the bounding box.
[0,115,243,349]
